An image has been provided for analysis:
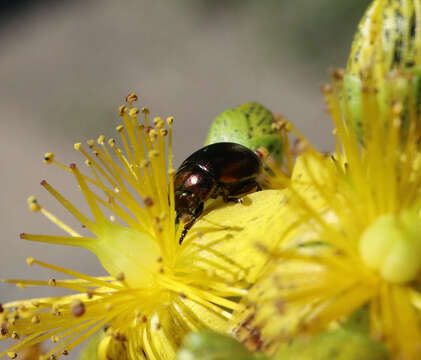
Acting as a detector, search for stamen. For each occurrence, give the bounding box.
[27,196,81,237]
[40,180,95,231]
[25,259,122,291]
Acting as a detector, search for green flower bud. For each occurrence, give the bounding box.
[341,0,421,140]
[205,102,283,163]
[348,0,421,80]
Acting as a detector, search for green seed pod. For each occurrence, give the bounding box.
[205,102,283,163]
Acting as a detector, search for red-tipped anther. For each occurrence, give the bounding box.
[145,126,153,134]
[40,180,47,186]
[70,163,77,170]
[19,233,26,239]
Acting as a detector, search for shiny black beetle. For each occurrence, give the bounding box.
[174,142,262,244]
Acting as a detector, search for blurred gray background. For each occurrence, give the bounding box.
[0,0,369,358]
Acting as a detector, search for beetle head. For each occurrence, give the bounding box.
[174,190,201,223]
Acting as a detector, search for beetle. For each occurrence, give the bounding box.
[174,142,262,244]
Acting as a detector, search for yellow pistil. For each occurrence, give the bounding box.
[1,95,289,360]
[360,210,421,284]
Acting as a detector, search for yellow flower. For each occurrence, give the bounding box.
[231,70,421,359]
[0,95,289,360]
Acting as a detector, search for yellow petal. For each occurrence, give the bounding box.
[180,189,293,284]
[90,224,161,288]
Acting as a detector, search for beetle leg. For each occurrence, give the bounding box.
[223,193,243,203]
[223,179,261,202]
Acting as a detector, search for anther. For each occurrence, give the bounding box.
[32,315,40,324]
[40,180,47,186]
[43,152,55,164]
[74,143,82,151]
[7,352,17,359]
[108,139,116,147]
[87,139,95,148]
[116,125,124,133]
[153,117,164,128]
[393,102,403,115]
[71,299,85,317]
[126,93,138,103]
[26,257,35,266]
[149,150,158,158]
[51,335,59,343]
[27,196,41,212]
[160,129,168,136]
[321,84,332,94]
[141,107,150,115]
[129,108,139,117]
[69,163,77,170]
[48,279,57,287]
[167,116,174,125]
[1,323,8,336]
[62,350,69,356]
[255,147,269,161]
[19,233,26,239]
[149,129,158,139]
[11,331,19,340]
[331,69,344,80]
[145,126,153,134]
[143,197,154,207]
[85,159,92,166]
[118,105,127,116]
[116,272,125,281]
[113,333,127,342]
[97,135,105,144]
